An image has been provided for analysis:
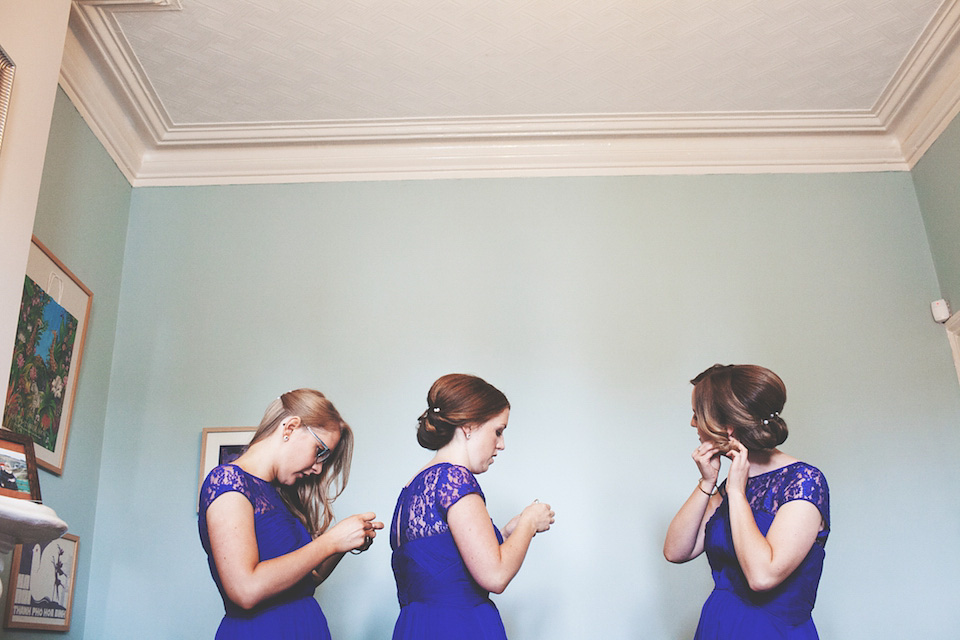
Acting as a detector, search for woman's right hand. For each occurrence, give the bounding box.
[692,441,721,487]
[520,501,555,534]
[323,512,384,554]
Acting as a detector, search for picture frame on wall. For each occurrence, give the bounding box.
[0,429,41,502]
[3,533,79,631]
[197,427,256,510]
[2,236,93,475]
[0,43,14,158]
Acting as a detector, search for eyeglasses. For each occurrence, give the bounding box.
[305,426,331,463]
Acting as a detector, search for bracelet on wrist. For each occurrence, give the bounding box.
[697,480,718,496]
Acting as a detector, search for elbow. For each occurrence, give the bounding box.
[663,544,690,564]
[478,576,510,595]
[225,586,265,611]
[745,572,783,593]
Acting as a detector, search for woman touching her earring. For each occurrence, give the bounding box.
[664,365,830,640]
[198,389,383,639]
[390,374,555,640]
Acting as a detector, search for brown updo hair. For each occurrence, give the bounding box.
[690,364,788,451]
[249,389,353,536]
[417,374,510,450]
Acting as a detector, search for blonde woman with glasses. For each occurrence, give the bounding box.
[199,389,383,639]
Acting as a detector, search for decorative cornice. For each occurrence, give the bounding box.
[60,0,960,186]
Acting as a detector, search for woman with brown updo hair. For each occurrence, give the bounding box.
[198,389,383,639]
[389,374,555,640]
[664,365,830,640]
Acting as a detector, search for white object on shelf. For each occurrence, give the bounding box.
[0,496,68,599]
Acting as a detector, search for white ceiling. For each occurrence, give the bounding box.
[61,0,960,185]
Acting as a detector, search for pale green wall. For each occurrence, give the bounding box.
[21,90,960,639]
[0,89,131,640]
[913,112,960,308]
[86,173,958,639]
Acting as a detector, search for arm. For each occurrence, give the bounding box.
[663,441,724,563]
[447,495,554,594]
[311,519,381,585]
[206,493,380,609]
[310,551,346,585]
[725,442,824,592]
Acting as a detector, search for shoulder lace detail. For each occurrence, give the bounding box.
[394,463,484,546]
[436,464,483,514]
[747,462,830,538]
[199,464,277,516]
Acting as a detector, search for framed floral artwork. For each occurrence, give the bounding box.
[4,533,79,631]
[2,237,92,475]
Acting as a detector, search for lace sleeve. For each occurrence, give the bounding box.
[436,464,484,518]
[199,464,250,516]
[781,464,830,530]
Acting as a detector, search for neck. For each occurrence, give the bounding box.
[745,448,793,476]
[427,439,471,471]
[234,441,277,483]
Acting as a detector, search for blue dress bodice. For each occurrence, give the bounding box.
[390,463,507,639]
[696,461,830,639]
[199,464,329,639]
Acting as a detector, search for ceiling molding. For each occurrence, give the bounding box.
[60,0,960,186]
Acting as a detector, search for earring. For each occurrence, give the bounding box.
[283,435,289,442]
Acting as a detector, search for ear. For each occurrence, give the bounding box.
[281,416,302,439]
[725,427,734,437]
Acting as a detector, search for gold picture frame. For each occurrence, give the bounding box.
[2,237,93,475]
[0,429,42,502]
[0,43,14,157]
[4,533,79,631]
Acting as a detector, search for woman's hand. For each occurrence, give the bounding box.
[324,512,384,554]
[520,501,555,534]
[692,441,722,487]
[725,439,750,496]
[448,495,553,594]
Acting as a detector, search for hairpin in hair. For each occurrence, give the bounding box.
[431,406,441,413]
[761,411,780,425]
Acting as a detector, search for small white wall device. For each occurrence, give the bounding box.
[931,299,951,323]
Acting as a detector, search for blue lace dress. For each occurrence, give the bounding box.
[198,464,331,640]
[390,463,507,640]
[695,462,830,639]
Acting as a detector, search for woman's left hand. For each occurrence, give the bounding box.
[326,512,384,554]
[725,438,750,496]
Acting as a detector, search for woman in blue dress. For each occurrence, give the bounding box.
[390,373,556,640]
[198,389,384,639]
[664,364,830,639]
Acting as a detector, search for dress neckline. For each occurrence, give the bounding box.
[405,461,466,489]
[225,462,270,485]
[747,460,804,480]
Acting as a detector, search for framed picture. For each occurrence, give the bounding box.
[2,236,92,475]
[4,533,79,631]
[0,430,41,502]
[0,43,13,157]
[197,427,256,509]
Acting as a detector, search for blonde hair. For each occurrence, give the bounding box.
[249,389,353,536]
[690,364,788,452]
